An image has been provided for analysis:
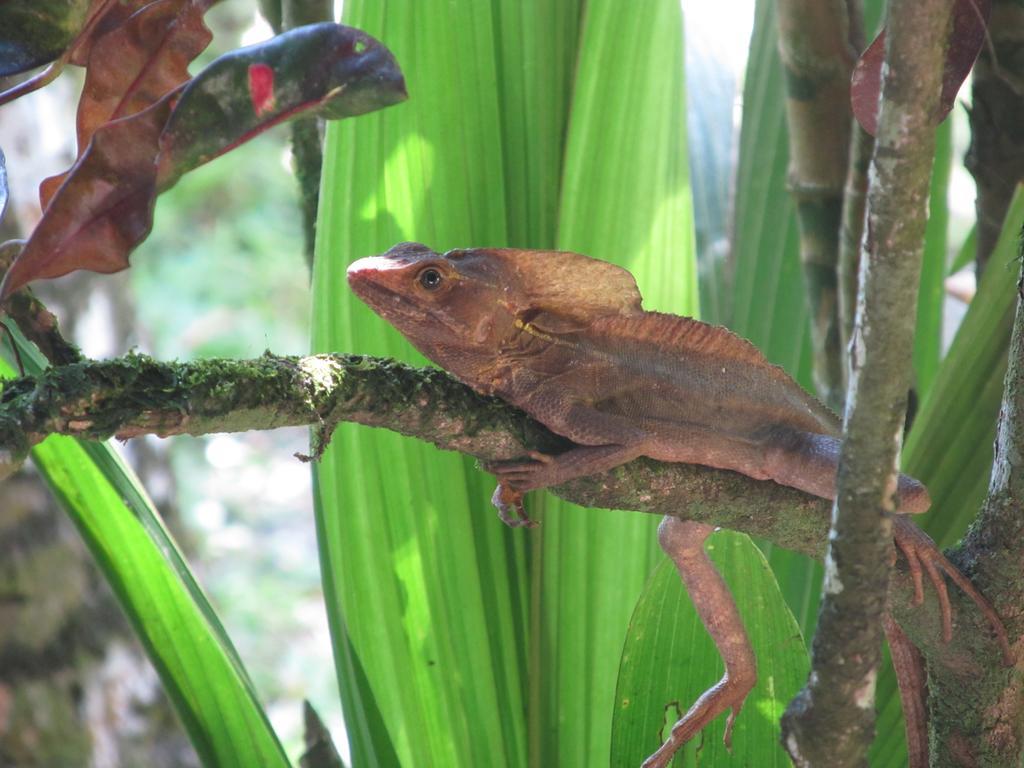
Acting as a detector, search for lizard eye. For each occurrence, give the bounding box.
[418,267,443,290]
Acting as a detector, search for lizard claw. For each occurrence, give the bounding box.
[641,677,751,768]
[482,450,555,492]
[490,483,538,528]
[893,518,1012,664]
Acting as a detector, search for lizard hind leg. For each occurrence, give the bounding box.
[893,517,1012,664]
[642,517,757,768]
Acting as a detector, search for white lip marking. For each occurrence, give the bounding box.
[347,255,408,275]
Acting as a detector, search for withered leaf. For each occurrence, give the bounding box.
[2,23,406,299]
[156,22,407,187]
[67,0,157,66]
[40,0,214,209]
[0,95,174,300]
[852,0,991,136]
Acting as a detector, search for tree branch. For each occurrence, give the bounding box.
[782,0,954,763]
[837,124,873,388]
[0,350,1013,663]
[929,252,1024,762]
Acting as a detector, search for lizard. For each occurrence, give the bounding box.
[346,241,1012,767]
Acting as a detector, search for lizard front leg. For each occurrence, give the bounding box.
[483,442,646,493]
[482,400,649,526]
[484,443,645,528]
[642,517,757,768]
[482,396,651,490]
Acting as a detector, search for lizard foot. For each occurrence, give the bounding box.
[482,450,555,492]
[893,517,1012,664]
[645,518,757,767]
[641,676,753,768]
[489,483,538,528]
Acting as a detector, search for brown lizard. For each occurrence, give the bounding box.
[347,241,1012,767]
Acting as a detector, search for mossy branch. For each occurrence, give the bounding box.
[0,351,1012,670]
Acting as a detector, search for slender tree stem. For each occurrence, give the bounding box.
[781,0,953,763]
[776,0,857,410]
[837,124,873,389]
[282,0,333,270]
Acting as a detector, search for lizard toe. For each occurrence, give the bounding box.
[893,518,1012,663]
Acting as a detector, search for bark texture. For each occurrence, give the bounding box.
[928,257,1024,764]
[0,472,197,768]
[837,124,873,388]
[781,0,953,764]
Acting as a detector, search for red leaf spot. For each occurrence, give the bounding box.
[248,63,276,117]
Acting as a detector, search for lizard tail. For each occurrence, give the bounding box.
[762,429,931,513]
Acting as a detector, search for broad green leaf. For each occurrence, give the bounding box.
[0,351,288,768]
[871,187,1024,766]
[491,0,581,248]
[611,532,809,767]
[313,1,696,766]
[312,3,533,766]
[545,1,696,764]
[0,0,90,75]
[729,0,821,644]
[730,0,811,383]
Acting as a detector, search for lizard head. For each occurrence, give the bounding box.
[347,242,514,383]
[348,242,644,387]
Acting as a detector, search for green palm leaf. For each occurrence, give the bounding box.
[729,0,821,643]
[611,532,808,767]
[311,3,532,765]
[539,2,697,763]
[310,2,726,765]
